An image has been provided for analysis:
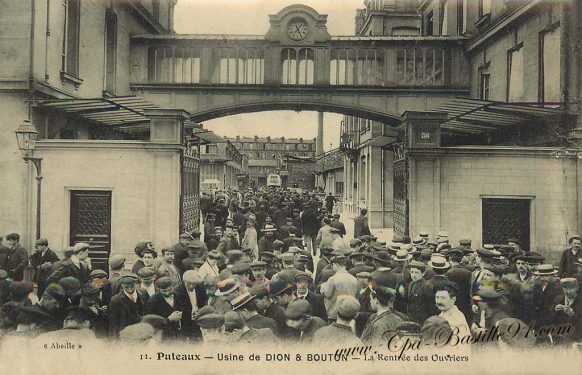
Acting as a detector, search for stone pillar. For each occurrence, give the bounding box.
[144,108,190,144]
[403,111,447,238]
[143,108,190,247]
[316,112,324,155]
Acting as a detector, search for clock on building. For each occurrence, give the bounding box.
[286,18,309,41]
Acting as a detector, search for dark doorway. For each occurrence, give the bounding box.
[482,198,530,249]
[70,190,112,272]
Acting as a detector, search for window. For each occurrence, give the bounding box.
[62,0,81,77]
[440,1,448,36]
[104,9,117,93]
[507,43,524,102]
[479,72,490,100]
[330,49,356,85]
[479,0,491,17]
[425,10,434,36]
[281,48,314,85]
[356,49,384,85]
[539,24,561,103]
[174,47,201,84]
[458,0,467,35]
[396,48,445,86]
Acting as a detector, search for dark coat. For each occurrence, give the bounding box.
[552,292,582,342]
[446,266,474,323]
[533,279,564,330]
[108,290,149,338]
[47,258,90,285]
[0,244,29,281]
[353,215,371,237]
[30,248,60,296]
[265,303,299,340]
[146,292,186,341]
[559,247,582,278]
[295,291,328,322]
[174,283,208,341]
[300,210,320,238]
[330,221,346,237]
[405,279,435,324]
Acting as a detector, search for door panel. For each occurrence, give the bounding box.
[70,190,112,272]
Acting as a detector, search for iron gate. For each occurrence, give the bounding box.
[393,142,409,237]
[180,150,200,234]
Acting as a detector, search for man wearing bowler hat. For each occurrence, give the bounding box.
[559,235,582,278]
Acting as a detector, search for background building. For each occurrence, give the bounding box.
[227,136,316,187]
[0,0,195,271]
[200,138,249,191]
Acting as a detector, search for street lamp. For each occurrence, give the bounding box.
[15,120,43,240]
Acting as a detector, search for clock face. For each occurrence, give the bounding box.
[287,19,309,41]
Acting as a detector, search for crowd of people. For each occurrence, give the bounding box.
[0,187,581,351]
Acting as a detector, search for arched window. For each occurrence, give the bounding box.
[212,48,237,84]
[330,49,356,85]
[356,48,384,85]
[174,47,201,83]
[281,48,314,85]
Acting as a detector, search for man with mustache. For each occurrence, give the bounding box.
[436,281,470,337]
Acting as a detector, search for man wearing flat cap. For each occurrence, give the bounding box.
[361,278,407,345]
[34,284,67,332]
[320,255,359,322]
[285,299,327,343]
[559,235,582,278]
[79,281,109,338]
[108,275,148,338]
[272,253,301,283]
[265,280,298,340]
[553,277,582,343]
[108,254,127,296]
[35,306,96,342]
[47,243,91,285]
[175,270,208,341]
[313,295,361,346]
[145,277,185,341]
[232,292,278,335]
[294,272,328,321]
[30,238,59,298]
[405,260,435,325]
[156,247,181,286]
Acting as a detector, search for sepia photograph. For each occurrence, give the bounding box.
[0,0,581,373]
